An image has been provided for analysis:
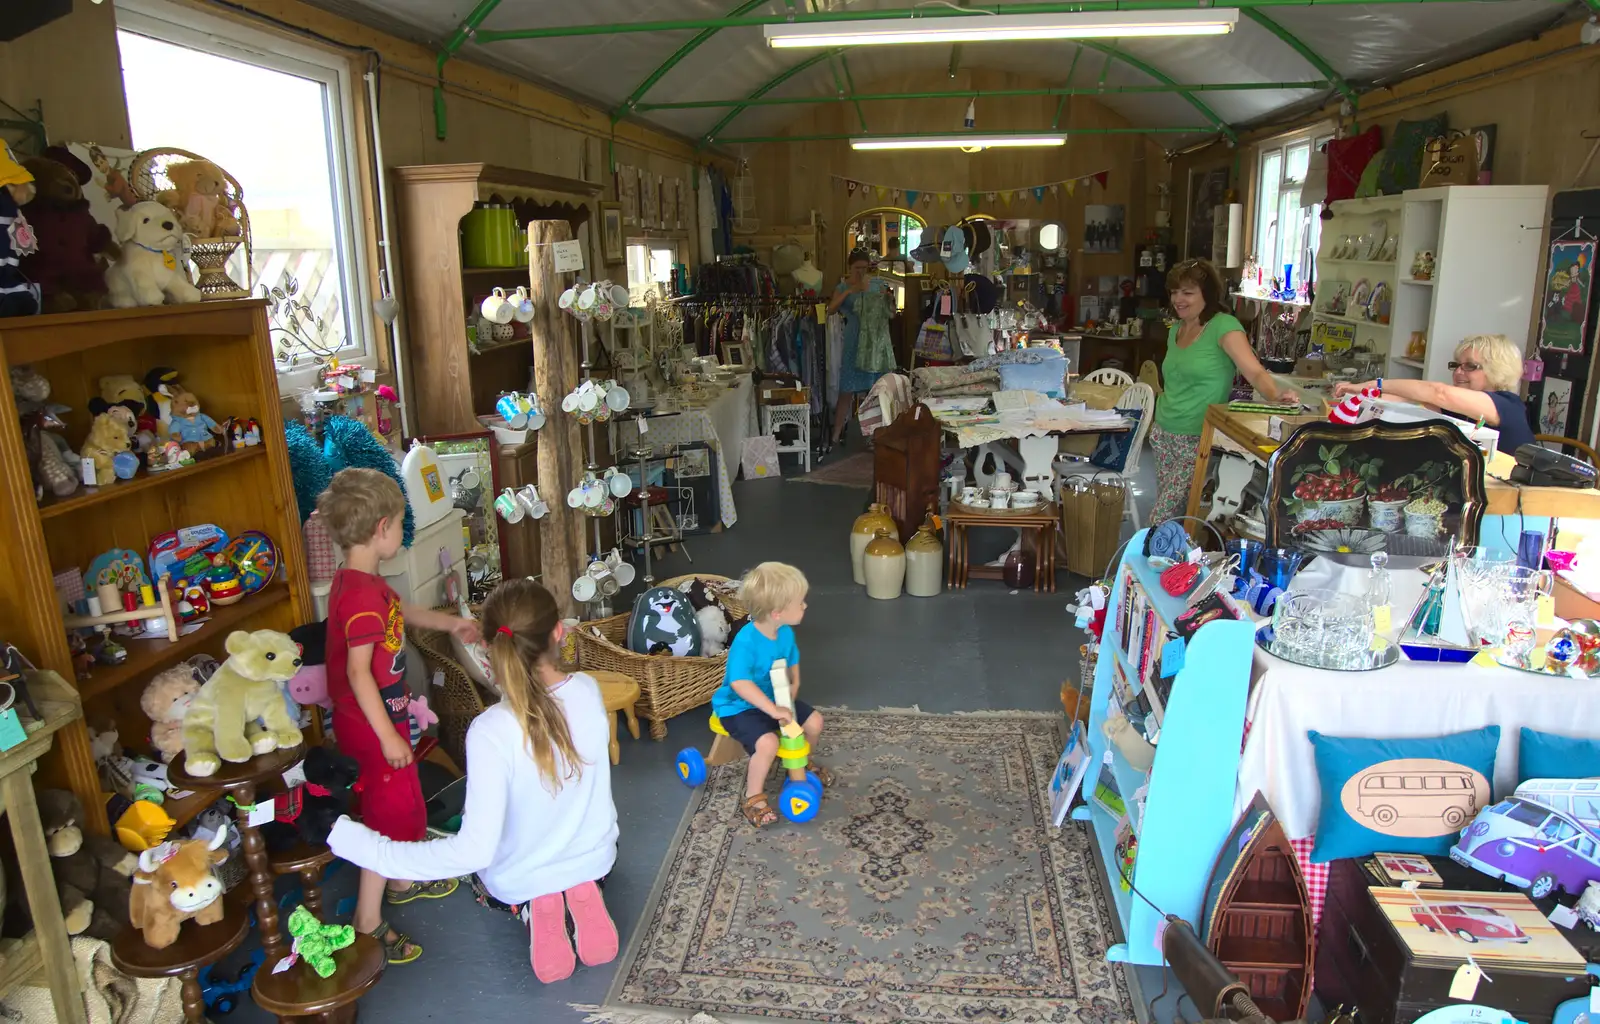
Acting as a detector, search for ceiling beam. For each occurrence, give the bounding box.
[636,81,1330,111]
[839,54,869,131]
[1077,41,1237,142]
[1241,9,1358,107]
[716,127,1200,144]
[432,0,506,140]
[474,1,1475,43]
[612,0,771,120]
[702,50,844,145]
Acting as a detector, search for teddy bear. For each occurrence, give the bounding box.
[180,629,304,777]
[31,789,138,941]
[0,140,40,318]
[140,664,201,762]
[20,147,116,313]
[156,159,240,239]
[79,410,132,485]
[89,374,159,454]
[104,200,202,308]
[165,386,222,453]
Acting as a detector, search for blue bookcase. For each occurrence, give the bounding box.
[1071,528,1256,965]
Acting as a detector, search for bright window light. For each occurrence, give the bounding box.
[766,10,1237,47]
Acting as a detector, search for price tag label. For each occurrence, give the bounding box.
[939,293,952,315]
[1373,605,1393,634]
[1589,985,1599,1014]
[359,368,377,383]
[552,239,584,273]
[247,796,277,828]
[1548,903,1580,928]
[281,760,308,789]
[273,954,298,975]
[1449,962,1482,1001]
[1537,594,1556,628]
[636,415,648,434]
[0,708,26,751]
[1160,637,1185,675]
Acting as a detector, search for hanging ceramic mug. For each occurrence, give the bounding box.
[481,287,515,324]
[567,483,586,508]
[576,381,600,413]
[610,283,631,310]
[558,285,578,311]
[605,380,631,414]
[572,574,598,603]
[512,286,536,323]
[497,392,531,429]
[515,484,549,519]
[604,466,633,498]
[604,548,637,587]
[524,396,546,430]
[592,282,616,321]
[495,488,526,523]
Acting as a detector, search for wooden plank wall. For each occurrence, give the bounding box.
[745,68,1168,292]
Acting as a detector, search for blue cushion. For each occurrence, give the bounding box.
[1519,727,1600,783]
[1090,407,1144,472]
[1309,726,1499,863]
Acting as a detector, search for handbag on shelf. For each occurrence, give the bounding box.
[1420,130,1479,187]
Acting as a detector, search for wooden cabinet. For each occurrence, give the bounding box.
[392,163,600,436]
[0,301,312,833]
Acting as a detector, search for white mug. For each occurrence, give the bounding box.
[572,574,598,602]
[481,287,515,324]
[512,286,535,323]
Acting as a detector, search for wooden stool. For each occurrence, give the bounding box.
[269,841,337,920]
[589,670,642,765]
[111,901,249,1023]
[944,503,1059,593]
[251,933,385,1023]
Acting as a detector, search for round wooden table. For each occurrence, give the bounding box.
[111,901,249,1023]
[269,840,337,920]
[589,670,642,764]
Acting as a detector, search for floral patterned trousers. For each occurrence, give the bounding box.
[1149,424,1202,526]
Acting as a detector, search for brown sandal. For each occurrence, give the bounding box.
[741,793,778,828]
[810,764,835,788]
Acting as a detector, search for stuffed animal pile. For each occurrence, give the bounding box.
[5,789,139,942]
[154,159,240,239]
[180,629,304,777]
[259,747,360,853]
[680,577,747,657]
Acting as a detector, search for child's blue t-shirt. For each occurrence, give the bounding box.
[711,622,800,717]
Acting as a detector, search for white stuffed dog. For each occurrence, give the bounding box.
[105,201,202,308]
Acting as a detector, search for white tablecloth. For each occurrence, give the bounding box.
[1236,649,1600,841]
[616,373,755,528]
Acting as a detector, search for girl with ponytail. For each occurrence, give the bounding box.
[330,579,619,983]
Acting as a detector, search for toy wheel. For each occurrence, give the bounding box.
[214,995,236,1015]
[806,770,823,793]
[779,779,822,823]
[675,748,707,787]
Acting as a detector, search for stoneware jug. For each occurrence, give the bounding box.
[905,514,944,597]
[863,528,907,600]
[850,503,897,585]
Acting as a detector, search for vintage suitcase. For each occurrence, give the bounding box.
[1315,859,1592,1024]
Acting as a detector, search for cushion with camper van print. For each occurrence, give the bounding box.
[1309,725,1499,863]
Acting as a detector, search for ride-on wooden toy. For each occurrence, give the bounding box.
[674,659,822,822]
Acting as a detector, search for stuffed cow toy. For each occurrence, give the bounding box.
[181,629,303,777]
[128,826,228,949]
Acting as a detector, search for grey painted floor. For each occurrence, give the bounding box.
[221,447,1170,1023]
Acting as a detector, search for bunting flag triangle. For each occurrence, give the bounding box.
[1033,186,1046,202]
[954,193,965,206]
[986,192,997,203]
[968,192,980,207]
[1094,170,1109,188]
[1048,183,1058,196]
[1065,179,1076,197]
[875,186,887,199]
[905,190,920,206]
[846,180,859,195]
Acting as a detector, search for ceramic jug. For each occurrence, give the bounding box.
[905,514,944,597]
[1003,548,1037,590]
[863,528,906,600]
[850,503,896,585]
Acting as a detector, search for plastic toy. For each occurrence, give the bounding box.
[286,904,354,978]
[148,524,229,584]
[114,799,175,852]
[219,531,279,595]
[198,948,263,1015]
[674,659,823,823]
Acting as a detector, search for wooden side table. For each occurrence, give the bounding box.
[589,670,642,765]
[111,901,249,1024]
[269,841,338,920]
[170,747,384,1023]
[944,503,1059,593]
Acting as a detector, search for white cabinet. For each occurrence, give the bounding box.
[313,507,469,619]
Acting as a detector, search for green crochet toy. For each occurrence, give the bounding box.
[287,905,354,978]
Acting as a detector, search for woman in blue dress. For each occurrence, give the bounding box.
[822,248,889,457]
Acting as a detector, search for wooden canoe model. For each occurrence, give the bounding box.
[1200,793,1315,1022]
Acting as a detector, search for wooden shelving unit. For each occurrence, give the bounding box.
[0,300,313,834]
[392,163,601,436]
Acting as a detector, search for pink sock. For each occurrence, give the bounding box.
[528,893,575,982]
[564,881,619,967]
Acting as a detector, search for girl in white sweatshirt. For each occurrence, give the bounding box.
[329,578,619,983]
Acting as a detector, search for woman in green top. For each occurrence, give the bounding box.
[1148,259,1299,524]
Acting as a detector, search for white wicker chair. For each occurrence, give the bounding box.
[1082,367,1134,388]
[1054,382,1156,528]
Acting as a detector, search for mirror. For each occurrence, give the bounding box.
[1038,222,1064,253]
[844,206,928,275]
[415,431,505,604]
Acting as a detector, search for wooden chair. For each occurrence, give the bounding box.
[873,403,942,542]
[1536,434,1600,468]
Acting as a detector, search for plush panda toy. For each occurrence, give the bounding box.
[627,586,702,657]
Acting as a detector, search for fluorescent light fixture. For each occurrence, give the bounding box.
[766,10,1237,47]
[851,134,1067,150]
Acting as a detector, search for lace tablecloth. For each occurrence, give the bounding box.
[616,373,755,528]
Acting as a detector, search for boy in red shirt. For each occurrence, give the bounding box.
[317,468,481,964]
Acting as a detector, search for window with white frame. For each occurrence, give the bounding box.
[1253,126,1335,297]
[116,3,372,383]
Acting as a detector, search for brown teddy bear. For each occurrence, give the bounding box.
[156,159,240,239]
[20,147,117,313]
[30,789,138,941]
[79,410,131,484]
[140,665,200,762]
[165,387,222,453]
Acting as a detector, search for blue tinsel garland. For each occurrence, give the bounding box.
[284,421,332,527]
[323,415,414,547]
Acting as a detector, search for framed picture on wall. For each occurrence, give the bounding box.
[1186,167,1229,261]
[599,203,625,264]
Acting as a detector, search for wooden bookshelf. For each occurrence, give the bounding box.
[0,300,313,833]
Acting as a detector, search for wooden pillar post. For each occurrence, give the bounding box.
[529,219,586,617]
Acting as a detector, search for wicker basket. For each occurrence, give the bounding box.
[409,625,491,772]
[573,574,743,740]
[128,146,253,299]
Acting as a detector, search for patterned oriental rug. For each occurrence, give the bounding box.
[601,709,1134,1024]
[792,451,875,489]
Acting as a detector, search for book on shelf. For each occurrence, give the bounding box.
[1048,720,1092,827]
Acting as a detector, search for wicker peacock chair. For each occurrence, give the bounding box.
[128,147,252,300]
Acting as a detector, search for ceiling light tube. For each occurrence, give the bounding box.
[766,10,1237,48]
[851,134,1067,150]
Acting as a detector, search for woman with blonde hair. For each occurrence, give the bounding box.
[329,578,619,984]
[1334,334,1535,455]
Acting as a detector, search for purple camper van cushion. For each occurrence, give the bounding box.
[1309,726,1500,863]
